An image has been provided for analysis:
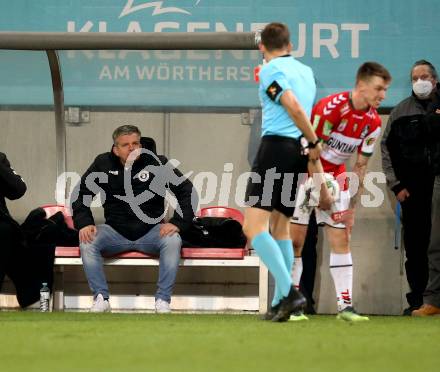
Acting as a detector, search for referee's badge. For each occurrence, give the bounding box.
[266,80,282,101]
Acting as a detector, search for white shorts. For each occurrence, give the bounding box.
[291,179,350,229]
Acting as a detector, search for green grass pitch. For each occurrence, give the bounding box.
[0,312,439,372]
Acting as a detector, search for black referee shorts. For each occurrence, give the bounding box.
[245,135,308,217]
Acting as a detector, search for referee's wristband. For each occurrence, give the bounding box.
[308,139,320,149]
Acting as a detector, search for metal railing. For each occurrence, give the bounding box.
[0,32,259,195]
[0,32,258,50]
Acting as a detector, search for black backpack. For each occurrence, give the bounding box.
[181,216,246,248]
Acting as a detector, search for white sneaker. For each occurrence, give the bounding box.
[90,294,111,313]
[155,298,171,314]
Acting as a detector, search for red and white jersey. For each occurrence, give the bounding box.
[311,91,381,176]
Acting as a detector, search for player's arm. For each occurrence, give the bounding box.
[350,123,381,210]
[280,91,321,160]
[281,93,335,209]
[334,153,370,236]
[349,153,370,210]
[307,157,334,210]
[305,98,340,209]
[330,154,369,236]
[333,121,379,231]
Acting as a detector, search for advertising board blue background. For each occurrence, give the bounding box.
[0,0,439,108]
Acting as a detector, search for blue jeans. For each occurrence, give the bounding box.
[80,224,182,303]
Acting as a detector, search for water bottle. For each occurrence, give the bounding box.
[39,282,50,312]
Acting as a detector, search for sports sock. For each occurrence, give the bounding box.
[271,240,294,307]
[329,252,353,312]
[251,232,292,298]
[291,256,303,289]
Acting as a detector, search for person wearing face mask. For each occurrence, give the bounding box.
[381,60,440,315]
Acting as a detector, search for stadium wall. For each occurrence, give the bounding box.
[0,111,406,314]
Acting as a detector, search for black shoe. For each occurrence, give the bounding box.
[304,301,316,315]
[403,305,420,316]
[271,286,306,322]
[261,304,280,321]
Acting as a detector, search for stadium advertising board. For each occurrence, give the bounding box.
[0,0,439,107]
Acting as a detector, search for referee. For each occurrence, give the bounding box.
[242,22,323,322]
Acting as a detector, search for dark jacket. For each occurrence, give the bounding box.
[72,138,196,240]
[1,208,79,308]
[425,111,440,176]
[382,86,440,194]
[385,114,431,191]
[0,152,26,223]
[14,208,79,308]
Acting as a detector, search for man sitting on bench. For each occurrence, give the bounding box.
[72,125,196,313]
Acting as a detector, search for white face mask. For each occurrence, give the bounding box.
[413,79,433,99]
